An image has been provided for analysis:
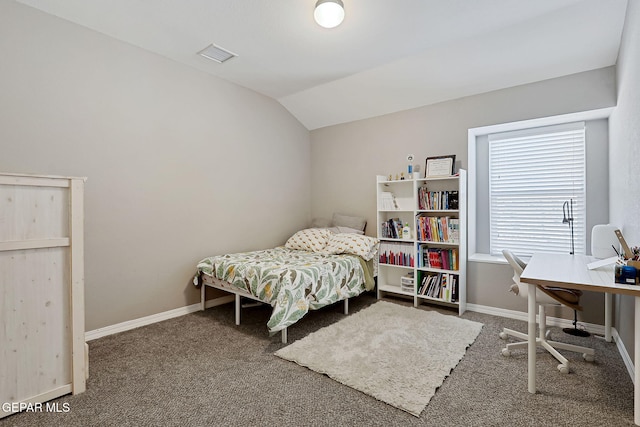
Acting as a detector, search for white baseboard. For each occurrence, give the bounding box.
[85,295,234,341]
[612,328,635,385]
[466,303,605,335]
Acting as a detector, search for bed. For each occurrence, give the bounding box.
[194,225,379,343]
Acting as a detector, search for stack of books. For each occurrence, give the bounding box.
[379,192,398,210]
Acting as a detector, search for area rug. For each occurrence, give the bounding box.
[275,301,483,416]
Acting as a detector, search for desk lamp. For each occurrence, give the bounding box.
[562,199,590,337]
[562,199,575,255]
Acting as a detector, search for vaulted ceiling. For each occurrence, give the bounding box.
[16,0,628,129]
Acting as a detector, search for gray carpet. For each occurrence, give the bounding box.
[1,293,635,426]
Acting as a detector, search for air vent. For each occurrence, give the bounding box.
[198,44,237,63]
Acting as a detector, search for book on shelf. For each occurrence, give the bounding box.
[379,241,414,267]
[417,187,459,210]
[415,215,459,244]
[381,218,404,239]
[379,191,398,210]
[417,246,459,270]
[417,272,458,302]
[449,218,459,242]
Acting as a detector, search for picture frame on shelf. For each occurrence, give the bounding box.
[425,155,456,177]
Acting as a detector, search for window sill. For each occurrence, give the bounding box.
[469,253,532,264]
[469,253,506,264]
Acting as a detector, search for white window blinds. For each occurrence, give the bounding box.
[489,122,586,257]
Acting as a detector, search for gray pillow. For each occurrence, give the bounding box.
[332,213,366,232]
[311,217,332,228]
[326,226,365,235]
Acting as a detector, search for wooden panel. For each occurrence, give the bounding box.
[0,185,68,241]
[0,238,69,252]
[0,173,85,418]
[0,175,70,188]
[0,247,71,405]
[69,178,86,393]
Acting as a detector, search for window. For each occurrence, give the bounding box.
[488,122,586,257]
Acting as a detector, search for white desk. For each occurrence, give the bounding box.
[521,253,640,425]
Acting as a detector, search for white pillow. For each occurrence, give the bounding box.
[322,233,380,261]
[285,228,332,252]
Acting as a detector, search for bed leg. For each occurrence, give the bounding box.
[235,294,241,325]
[344,298,349,315]
[200,283,206,311]
[281,327,287,344]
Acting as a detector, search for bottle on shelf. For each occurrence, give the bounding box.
[402,223,411,240]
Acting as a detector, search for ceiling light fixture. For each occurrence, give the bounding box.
[314,0,345,29]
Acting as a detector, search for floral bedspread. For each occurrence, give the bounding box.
[194,247,372,333]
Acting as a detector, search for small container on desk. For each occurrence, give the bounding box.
[615,261,640,285]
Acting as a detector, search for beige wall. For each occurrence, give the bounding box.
[311,67,616,324]
[2,0,633,335]
[0,2,311,330]
[610,1,640,360]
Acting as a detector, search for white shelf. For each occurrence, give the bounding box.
[380,237,415,243]
[416,175,460,182]
[376,170,467,315]
[416,240,459,246]
[378,284,414,297]
[379,263,414,270]
[417,266,459,274]
[416,294,459,305]
[416,209,460,214]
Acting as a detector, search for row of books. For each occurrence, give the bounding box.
[380,218,406,239]
[418,188,459,211]
[418,246,459,271]
[417,273,459,302]
[379,242,415,267]
[415,215,459,243]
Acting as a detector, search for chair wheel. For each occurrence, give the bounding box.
[501,348,511,357]
[499,332,507,340]
[557,364,569,374]
[583,353,595,362]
